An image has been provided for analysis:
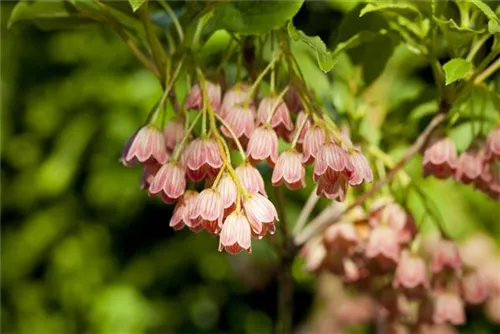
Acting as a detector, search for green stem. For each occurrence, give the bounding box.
[466,34,490,62]
[266,86,290,124]
[172,112,202,161]
[245,53,281,107]
[139,1,167,84]
[474,56,500,85]
[158,0,184,42]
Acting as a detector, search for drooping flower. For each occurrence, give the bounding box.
[272,149,306,190]
[347,150,373,186]
[393,250,429,299]
[185,138,223,182]
[454,148,484,184]
[164,117,185,152]
[140,163,161,190]
[149,161,186,203]
[302,124,327,164]
[121,125,169,166]
[314,142,353,180]
[219,83,253,119]
[372,203,417,244]
[316,169,349,202]
[462,270,490,305]
[190,188,224,234]
[169,190,199,231]
[185,81,221,112]
[323,222,359,253]
[243,193,278,235]
[431,239,462,273]
[365,224,400,269]
[246,125,279,166]
[235,163,267,196]
[216,173,238,212]
[218,211,252,254]
[256,96,294,139]
[423,136,458,179]
[486,126,500,161]
[220,104,256,147]
[432,292,465,325]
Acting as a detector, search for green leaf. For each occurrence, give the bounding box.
[209,0,303,35]
[443,58,472,85]
[287,21,381,73]
[360,2,422,19]
[433,16,484,57]
[8,0,95,29]
[129,0,146,12]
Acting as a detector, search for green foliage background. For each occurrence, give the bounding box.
[1,1,500,333]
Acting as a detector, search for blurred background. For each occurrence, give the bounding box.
[1,1,500,333]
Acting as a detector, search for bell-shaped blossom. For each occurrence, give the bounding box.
[216,173,238,212]
[149,162,186,203]
[235,163,267,196]
[462,271,490,305]
[140,163,161,190]
[485,294,500,324]
[190,188,224,234]
[486,126,500,161]
[316,170,348,202]
[365,224,400,269]
[218,211,252,254]
[314,142,353,180]
[423,137,458,179]
[185,138,223,182]
[373,203,417,244]
[256,96,294,139]
[393,250,429,299]
[121,125,169,166]
[220,83,252,119]
[433,292,465,325]
[455,148,483,184]
[169,190,199,231]
[302,124,326,164]
[243,193,278,235]
[347,150,373,186]
[272,149,306,190]
[185,81,221,112]
[164,118,185,152]
[246,125,279,166]
[288,111,311,150]
[477,161,500,200]
[301,236,327,273]
[323,222,359,253]
[220,105,256,146]
[431,239,462,273]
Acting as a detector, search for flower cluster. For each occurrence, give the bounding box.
[301,198,500,332]
[423,127,500,200]
[121,64,374,254]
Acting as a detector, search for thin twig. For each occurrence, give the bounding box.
[293,186,319,236]
[294,112,447,246]
[474,56,500,85]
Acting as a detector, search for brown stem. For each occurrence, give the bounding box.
[294,111,447,246]
[276,254,294,334]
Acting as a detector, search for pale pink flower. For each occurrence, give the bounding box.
[164,117,185,152]
[256,96,294,139]
[316,170,348,202]
[301,236,327,273]
[235,163,267,196]
[140,163,161,190]
[454,149,483,184]
[272,149,306,190]
[216,173,238,211]
[169,190,199,231]
[373,203,417,244]
[149,162,185,203]
[302,124,326,164]
[184,81,221,112]
[190,188,224,234]
[218,211,252,254]
[423,137,458,179]
[243,193,278,235]
[314,142,353,180]
[462,271,490,305]
[431,239,462,273]
[486,126,500,161]
[220,104,256,146]
[433,292,465,325]
[365,224,400,269]
[220,83,252,118]
[185,138,223,182]
[485,294,500,324]
[347,150,373,186]
[393,250,429,299]
[121,125,169,166]
[246,125,279,166]
[476,161,500,200]
[288,111,311,150]
[323,222,359,253]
